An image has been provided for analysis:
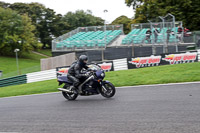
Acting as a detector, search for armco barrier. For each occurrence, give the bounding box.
[0,75,27,87]
[26,69,56,83]
[198,49,200,62]
[113,58,128,71]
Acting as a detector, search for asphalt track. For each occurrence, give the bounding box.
[0,82,200,133]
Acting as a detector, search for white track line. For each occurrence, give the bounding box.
[117,81,200,88]
[1,81,200,99]
[0,92,59,99]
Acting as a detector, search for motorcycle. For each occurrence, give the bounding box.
[57,64,115,100]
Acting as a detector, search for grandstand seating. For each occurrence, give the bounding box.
[122,27,179,44]
[55,27,180,50]
[56,30,122,48]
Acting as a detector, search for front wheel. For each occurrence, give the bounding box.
[100,82,116,98]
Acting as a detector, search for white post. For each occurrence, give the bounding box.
[102,9,108,61]
[14,48,20,75]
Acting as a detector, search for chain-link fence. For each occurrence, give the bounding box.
[52,25,124,52]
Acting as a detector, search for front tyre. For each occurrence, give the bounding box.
[100,82,116,98]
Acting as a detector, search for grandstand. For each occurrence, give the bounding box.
[56,30,122,48]
[52,14,196,62]
[122,24,179,45]
[52,25,124,51]
[52,23,183,52]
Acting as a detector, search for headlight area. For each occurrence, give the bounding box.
[101,72,105,77]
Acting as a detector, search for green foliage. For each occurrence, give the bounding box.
[125,0,200,30]
[0,62,200,98]
[7,2,64,49]
[111,15,132,34]
[0,2,105,50]
[125,0,143,9]
[62,10,104,31]
[0,7,37,56]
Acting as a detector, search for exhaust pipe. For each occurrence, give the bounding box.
[58,88,73,93]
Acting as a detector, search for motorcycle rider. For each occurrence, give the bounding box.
[67,55,90,93]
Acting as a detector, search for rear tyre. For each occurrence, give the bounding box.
[100,82,115,98]
[62,86,78,100]
[62,92,78,100]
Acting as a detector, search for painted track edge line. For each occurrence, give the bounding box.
[0,92,59,99]
[117,81,200,88]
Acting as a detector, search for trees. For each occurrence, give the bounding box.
[62,10,104,31]
[0,7,38,56]
[125,0,200,30]
[0,2,105,49]
[111,16,131,34]
[8,2,63,48]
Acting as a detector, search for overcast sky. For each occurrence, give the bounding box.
[4,0,135,23]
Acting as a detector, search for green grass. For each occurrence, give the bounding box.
[21,51,47,60]
[105,62,200,86]
[37,49,52,57]
[0,52,47,78]
[0,62,200,98]
[0,80,57,98]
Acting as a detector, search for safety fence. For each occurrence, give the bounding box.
[0,51,200,88]
[27,69,56,83]
[198,50,200,62]
[0,75,27,87]
[113,58,128,71]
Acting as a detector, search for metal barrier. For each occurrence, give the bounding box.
[27,69,56,83]
[113,58,128,71]
[0,75,27,87]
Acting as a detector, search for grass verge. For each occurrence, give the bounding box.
[0,52,47,78]
[37,49,52,57]
[0,62,200,98]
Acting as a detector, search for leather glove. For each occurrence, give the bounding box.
[84,72,90,77]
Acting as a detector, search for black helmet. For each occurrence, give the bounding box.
[79,55,88,65]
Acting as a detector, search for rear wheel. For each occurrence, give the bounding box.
[100,82,115,98]
[62,86,78,100]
